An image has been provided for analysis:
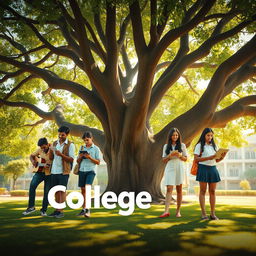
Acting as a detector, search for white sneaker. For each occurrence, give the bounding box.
[40,210,47,216]
[22,207,36,215]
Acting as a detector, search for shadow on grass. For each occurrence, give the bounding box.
[0,199,255,256]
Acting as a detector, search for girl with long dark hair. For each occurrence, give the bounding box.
[194,128,227,220]
[159,128,187,218]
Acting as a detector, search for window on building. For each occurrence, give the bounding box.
[228,151,240,159]
[245,151,256,159]
[229,168,239,177]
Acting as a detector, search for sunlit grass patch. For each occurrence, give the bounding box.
[0,197,255,256]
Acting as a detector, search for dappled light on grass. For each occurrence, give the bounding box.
[0,198,255,256]
[180,231,202,240]
[205,232,256,251]
[180,242,223,256]
[232,213,256,218]
[142,215,156,219]
[160,244,223,256]
[20,216,42,220]
[102,241,147,256]
[67,230,141,247]
[137,221,187,229]
[24,220,85,229]
[9,207,25,211]
[208,219,236,226]
[194,225,236,232]
[92,211,120,217]
[23,220,109,230]
[77,223,109,229]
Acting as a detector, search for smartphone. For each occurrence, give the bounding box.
[79,150,89,154]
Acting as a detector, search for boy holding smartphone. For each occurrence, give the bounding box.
[76,131,100,217]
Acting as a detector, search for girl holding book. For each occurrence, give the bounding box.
[194,128,227,220]
[159,128,187,218]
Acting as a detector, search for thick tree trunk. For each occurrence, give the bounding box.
[103,130,165,201]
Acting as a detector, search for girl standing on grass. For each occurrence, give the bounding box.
[159,128,187,218]
[194,128,227,220]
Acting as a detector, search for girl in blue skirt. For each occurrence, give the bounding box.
[194,128,227,220]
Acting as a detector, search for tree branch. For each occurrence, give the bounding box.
[2,3,85,70]
[14,45,47,59]
[68,0,100,75]
[149,0,158,48]
[94,12,106,49]
[149,18,253,118]
[0,34,30,62]
[0,100,105,148]
[152,0,216,65]
[182,74,200,95]
[24,119,47,127]
[154,35,256,148]
[0,54,109,127]
[0,99,53,119]
[50,104,105,148]
[156,1,172,37]
[117,14,130,49]
[129,0,147,57]
[83,18,107,62]
[223,63,256,99]
[3,75,36,100]
[105,1,117,77]
[209,96,256,128]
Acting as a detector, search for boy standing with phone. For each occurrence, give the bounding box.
[76,131,100,217]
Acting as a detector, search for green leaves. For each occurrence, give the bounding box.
[3,158,29,179]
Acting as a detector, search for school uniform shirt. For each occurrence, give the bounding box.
[51,139,75,174]
[194,143,217,166]
[79,143,100,172]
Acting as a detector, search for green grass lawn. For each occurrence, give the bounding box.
[0,196,255,256]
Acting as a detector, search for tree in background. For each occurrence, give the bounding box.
[3,159,29,190]
[0,0,255,199]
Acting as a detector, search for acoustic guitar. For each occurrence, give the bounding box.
[30,156,47,173]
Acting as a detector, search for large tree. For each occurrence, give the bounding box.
[0,0,255,200]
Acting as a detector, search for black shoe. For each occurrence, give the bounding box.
[76,209,86,216]
[84,209,90,218]
[48,210,58,217]
[22,207,36,215]
[55,211,64,218]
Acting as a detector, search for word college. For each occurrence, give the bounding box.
[48,185,152,216]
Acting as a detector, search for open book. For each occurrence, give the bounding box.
[215,148,229,160]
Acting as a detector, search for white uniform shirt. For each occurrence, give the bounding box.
[194,143,217,166]
[162,143,188,158]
